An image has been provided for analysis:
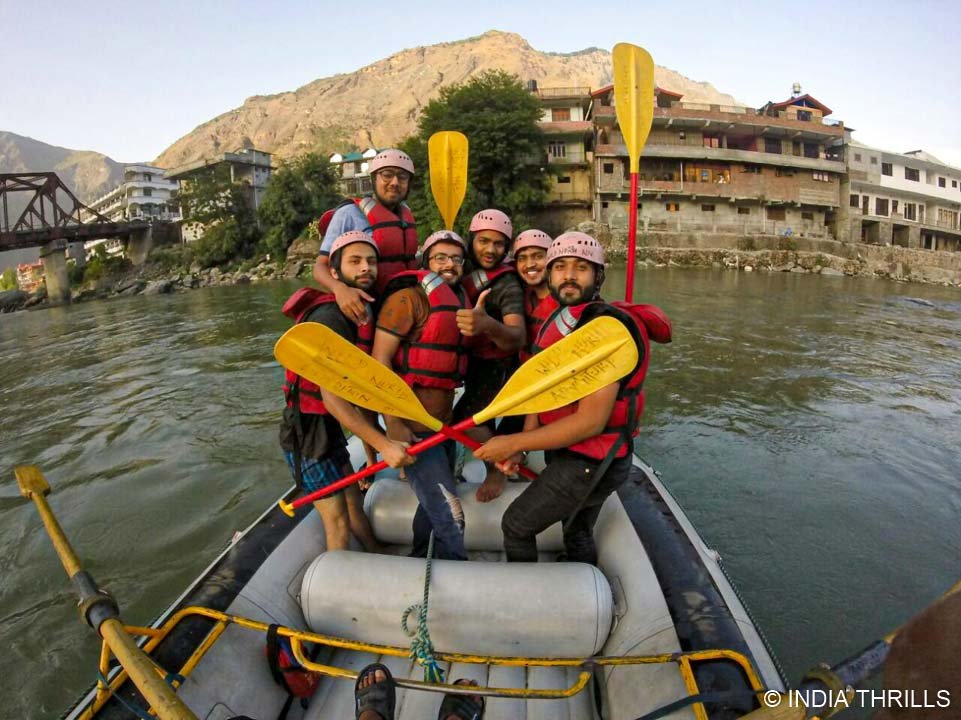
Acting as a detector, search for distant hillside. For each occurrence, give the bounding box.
[155,30,738,168]
[0,131,125,204]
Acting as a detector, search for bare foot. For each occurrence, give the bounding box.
[475,467,506,503]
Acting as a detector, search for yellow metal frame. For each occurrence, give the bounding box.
[77,605,766,719]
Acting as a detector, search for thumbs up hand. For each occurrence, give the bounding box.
[456,288,492,337]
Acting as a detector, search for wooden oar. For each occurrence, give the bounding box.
[736,579,961,720]
[15,466,199,720]
[612,42,655,303]
[273,316,637,515]
[428,131,469,230]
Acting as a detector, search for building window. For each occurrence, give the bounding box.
[892,200,899,214]
[557,176,571,184]
[875,198,889,216]
[143,187,152,196]
[601,201,609,208]
[551,107,571,122]
[953,180,958,188]
[703,135,720,148]
[797,110,812,121]
[700,169,711,182]
[802,211,814,220]
[603,163,614,174]
[775,168,794,177]
[678,131,686,140]
[813,171,832,182]
[764,138,782,154]
[938,177,946,188]
[904,203,917,221]
[701,204,715,212]
[870,156,878,165]
[548,141,566,158]
[854,153,862,162]
[882,162,893,176]
[767,207,786,221]
[804,143,819,159]
[850,194,860,208]
[144,173,153,182]
[737,207,751,215]
[742,164,762,174]
[665,202,679,212]
[905,167,920,181]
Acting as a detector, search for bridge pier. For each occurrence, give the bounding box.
[40,240,70,305]
[126,225,153,266]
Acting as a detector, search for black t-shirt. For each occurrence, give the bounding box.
[486,272,525,322]
[303,301,356,343]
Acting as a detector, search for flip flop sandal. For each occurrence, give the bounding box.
[437,678,485,720]
[355,663,396,720]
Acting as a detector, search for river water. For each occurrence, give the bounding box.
[1,268,959,719]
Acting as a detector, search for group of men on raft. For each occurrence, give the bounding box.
[279,147,670,568]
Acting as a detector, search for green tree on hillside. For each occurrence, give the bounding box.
[258,153,342,259]
[399,70,551,236]
[179,166,260,267]
[0,267,17,291]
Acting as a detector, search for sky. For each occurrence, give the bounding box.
[2,0,960,167]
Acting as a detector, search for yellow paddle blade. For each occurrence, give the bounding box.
[612,43,655,174]
[428,131,469,230]
[273,322,442,431]
[475,316,638,424]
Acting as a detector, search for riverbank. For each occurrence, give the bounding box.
[3,229,960,315]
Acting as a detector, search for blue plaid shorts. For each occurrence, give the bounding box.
[284,446,352,496]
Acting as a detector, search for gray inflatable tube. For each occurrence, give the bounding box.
[301,549,614,657]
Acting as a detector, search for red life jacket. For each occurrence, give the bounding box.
[384,270,469,390]
[461,264,520,360]
[353,196,418,295]
[520,286,558,362]
[280,287,374,414]
[534,301,672,461]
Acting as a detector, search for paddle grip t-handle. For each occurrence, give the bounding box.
[279,418,537,516]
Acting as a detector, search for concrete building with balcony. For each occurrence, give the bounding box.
[840,143,961,252]
[591,85,846,240]
[16,260,44,293]
[528,82,594,234]
[166,148,273,242]
[329,148,378,196]
[85,164,181,223]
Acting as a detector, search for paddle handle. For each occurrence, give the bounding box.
[626,171,638,302]
[282,431,452,514]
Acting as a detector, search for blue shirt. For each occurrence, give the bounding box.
[319,204,370,255]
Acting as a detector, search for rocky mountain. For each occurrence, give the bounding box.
[155,30,737,168]
[0,131,125,203]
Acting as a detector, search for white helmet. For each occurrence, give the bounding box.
[369,148,415,176]
[546,232,606,266]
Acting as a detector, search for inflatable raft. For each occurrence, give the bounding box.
[62,441,786,720]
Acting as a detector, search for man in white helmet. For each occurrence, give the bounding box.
[474,232,671,564]
[281,231,415,552]
[312,148,419,326]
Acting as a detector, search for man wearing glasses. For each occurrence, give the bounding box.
[313,149,419,326]
[371,231,471,560]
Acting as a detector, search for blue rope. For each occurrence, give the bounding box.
[401,531,445,683]
[96,671,156,720]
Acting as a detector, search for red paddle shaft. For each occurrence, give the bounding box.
[625,172,638,303]
[286,418,537,511]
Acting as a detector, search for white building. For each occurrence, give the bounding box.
[85,164,181,223]
[328,147,379,196]
[845,142,961,251]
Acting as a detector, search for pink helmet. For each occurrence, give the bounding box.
[422,230,466,256]
[329,230,378,256]
[369,148,415,176]
[546,232,606,266]
[513,229,552,254]
[469,209,513,239]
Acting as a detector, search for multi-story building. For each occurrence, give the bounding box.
[16,260,44,292]
[529,82,594,233]
[166,148,273,242]
[328,148,379,196]
[85,164,181,224]
[841,143,961,251]
[591,85,846,239]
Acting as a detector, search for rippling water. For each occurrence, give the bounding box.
[2,269,959,718]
